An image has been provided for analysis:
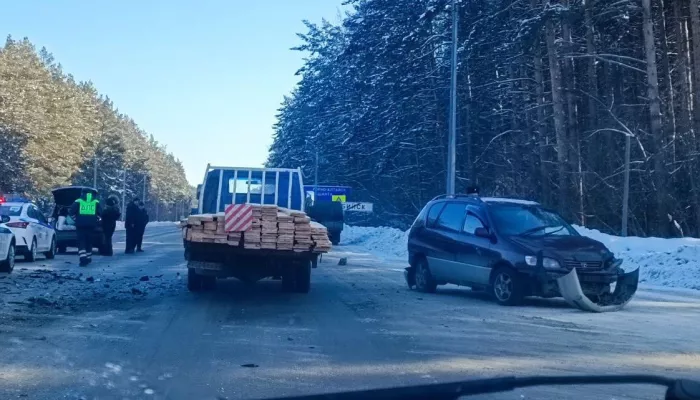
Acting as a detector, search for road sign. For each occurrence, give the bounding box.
[332,195,346,202]
[304,185,351,202]
[343,202,373,213]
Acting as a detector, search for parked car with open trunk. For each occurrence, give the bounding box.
[51,186,106,254]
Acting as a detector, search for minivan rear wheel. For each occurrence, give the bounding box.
[491,267,524,306]
[414,258,437,293]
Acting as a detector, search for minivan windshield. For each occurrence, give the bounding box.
[488,203,577,237]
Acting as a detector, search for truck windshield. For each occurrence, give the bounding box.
[488,203,577,237]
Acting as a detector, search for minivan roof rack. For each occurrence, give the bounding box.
[430,194,483,202]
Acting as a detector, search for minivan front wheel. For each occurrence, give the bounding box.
[491,267,524,306]
[414,258,437,293]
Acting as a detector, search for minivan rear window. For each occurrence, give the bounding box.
[426,203,445,228]
[435,203,467,232]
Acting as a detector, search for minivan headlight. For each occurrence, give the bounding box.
[525,256,561,270]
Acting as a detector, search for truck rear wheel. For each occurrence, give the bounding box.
[295,261,311,293]
[187,268,203,292]
[282,271,297,292]
[202,276,217,291]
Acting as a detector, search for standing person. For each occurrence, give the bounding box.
[69,189,102,266]
[135,200,149,252]
[124,198,140,254]
[100,195,121,256]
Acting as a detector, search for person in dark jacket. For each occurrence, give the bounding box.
[69,188,102,266]
[135,200,149,252]
[100,195,121,256]
[124,198,141,254]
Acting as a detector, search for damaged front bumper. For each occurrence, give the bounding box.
[556,267,639,312]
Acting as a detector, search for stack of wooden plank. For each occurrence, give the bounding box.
[183,205,331,253]
[244,207,263,249]
[260,205,279,250]
[184,213,241,246]
[291,211,314,252]
[310,221,332,253]
[276,212,295,251]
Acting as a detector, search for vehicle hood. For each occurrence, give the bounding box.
[52,186,98,207]
[508,234,612,259]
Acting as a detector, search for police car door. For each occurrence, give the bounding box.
[28,205,49,251]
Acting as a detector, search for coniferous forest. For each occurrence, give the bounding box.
[269,0,700,237]
[0,37,191,219]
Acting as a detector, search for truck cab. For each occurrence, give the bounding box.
[197,166,305,213]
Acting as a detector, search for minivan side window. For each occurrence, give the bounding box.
[435,203,467,232]
[463,213,485,235]
[426,203,445,228]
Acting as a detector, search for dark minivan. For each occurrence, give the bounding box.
[405,195,625,305]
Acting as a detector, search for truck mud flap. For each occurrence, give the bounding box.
[557,268,639,313]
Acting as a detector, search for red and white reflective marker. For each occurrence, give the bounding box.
[224,204,253,232]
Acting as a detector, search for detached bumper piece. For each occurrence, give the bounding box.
[557,268,639,312]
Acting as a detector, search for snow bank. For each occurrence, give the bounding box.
[341,225,409,259]
[574,226,700,290]
[114,221,177,232]
[341,224,700,291]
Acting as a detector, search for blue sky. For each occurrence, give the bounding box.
[0,0,346,185]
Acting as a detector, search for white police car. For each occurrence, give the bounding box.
[0,214,16,273]
[0,197,57,261]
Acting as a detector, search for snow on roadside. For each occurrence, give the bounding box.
[341,225,409,260]
[341,224,700,291]
[114,221,177,231]
[573,226,700,290]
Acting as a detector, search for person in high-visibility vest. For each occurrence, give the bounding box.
[69,189,103,266]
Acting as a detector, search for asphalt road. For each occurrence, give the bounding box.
[1,225,700,400]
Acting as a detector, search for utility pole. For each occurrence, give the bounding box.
[621,134,631,236]
[142,175,147,203]
[93,157,98,188]
[121,170,127,221]
[446,0,459,196]
[314,148,319,204]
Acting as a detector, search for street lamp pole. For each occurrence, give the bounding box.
[121,170,127,221]
[446,0,459,196]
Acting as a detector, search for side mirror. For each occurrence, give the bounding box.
[0,215,9,224]
[475,227,494,240]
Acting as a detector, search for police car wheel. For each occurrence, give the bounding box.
[45,237,56,259]
[25,238,37,262]
[0,243,15,273]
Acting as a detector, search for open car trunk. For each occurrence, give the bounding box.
[52,186,98,218]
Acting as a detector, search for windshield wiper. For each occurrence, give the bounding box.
[541,225,566,237]
[518,224,559,236]
[263,374,699,400]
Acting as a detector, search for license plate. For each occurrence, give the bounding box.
[188,261,223,271]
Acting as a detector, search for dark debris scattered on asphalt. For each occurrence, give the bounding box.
[0,268,184,314]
